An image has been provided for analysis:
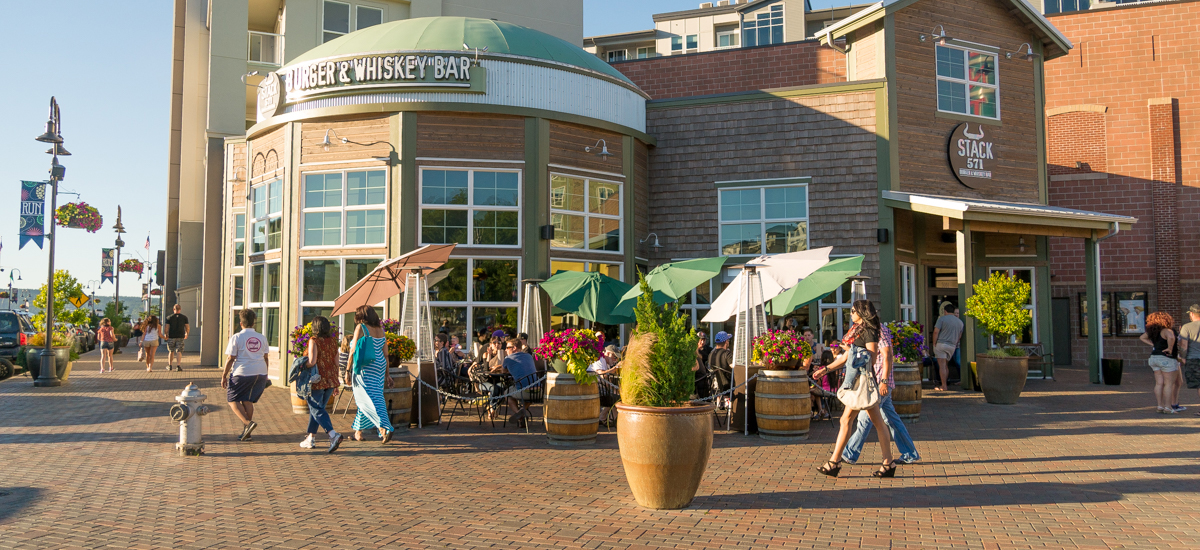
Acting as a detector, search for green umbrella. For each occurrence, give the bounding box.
[612,256,728,317]
[768,256,865,315]
[540,271,636,325]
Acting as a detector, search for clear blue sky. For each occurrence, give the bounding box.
[0,0,847,296]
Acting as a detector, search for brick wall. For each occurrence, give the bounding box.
[1046,111,1106,176]
[611,40,847,100]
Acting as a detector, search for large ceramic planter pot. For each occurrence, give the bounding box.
[26,348,71,380]
[615,402,716,509]
[117,335,129,348]
[754,370,810,441]
[976,355,1029,404]
[544,372,599,446]
[892,362,922,423]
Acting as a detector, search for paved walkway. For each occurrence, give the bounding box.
[0,345,1197,549]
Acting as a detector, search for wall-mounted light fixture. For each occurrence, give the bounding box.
[640,232,663,248]
[321,128,398,165]
[877,228,889,244]
[919,25,951,45]
[1018,236,1027,253]
[229,166,246,183]
[1006,43,1038,61]
[240,71,260,85]
[462,43,489,66]
[585,139,614,160]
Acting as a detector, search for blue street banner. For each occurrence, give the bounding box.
[19,181,47,249]
[101,248,116,284]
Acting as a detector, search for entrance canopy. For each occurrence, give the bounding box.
[881,191,1136,238]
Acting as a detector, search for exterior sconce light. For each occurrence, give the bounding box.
[1006,43,1038,61]
[229,166,246,183]
[920,25,950,45]
[1018,237,1027,253]
[321,128,397,165]
[640,233,663,248]
[585,139,614,159]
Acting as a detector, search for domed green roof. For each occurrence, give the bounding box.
[289,16,632,84]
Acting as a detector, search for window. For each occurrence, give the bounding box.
[899,263,916,322]
[685,34,698,50]
[323,1,384,43]
[299,257,385,332]
[549,174,621,252]
[607,49,627,62]
[247,262,281,348]
[671,36,683,53]
[233,213,245,266]
[1044,0,1089,14]
[717,30,739,49]
[818,279,855,341]
[637,46,656,59]
[718,184,807,255]
[232,275,244,307]
[356,6,382,29]
[989,267,1037,345]
[742,4,784,47]
[549,260,623,339]
[428,257,521,342]
[302,169,386,248]
[420,169,520,247]
[936,45,999,119]
[250,179,282,254]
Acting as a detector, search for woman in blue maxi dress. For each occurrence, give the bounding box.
[345,305,394,443]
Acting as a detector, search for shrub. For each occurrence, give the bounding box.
[621,275,697,407]
[965,271,1033,350]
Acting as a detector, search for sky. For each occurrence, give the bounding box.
[0,0,848,297]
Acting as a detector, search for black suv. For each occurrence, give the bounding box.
[0,311,36,379]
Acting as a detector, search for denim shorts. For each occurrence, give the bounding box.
[1148,355,1179,373]
[99,341,114,350]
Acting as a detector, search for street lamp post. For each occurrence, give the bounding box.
[113,208,126,323]
[87,280,101,319]
[4,270,21,311]
[34,97,70,388]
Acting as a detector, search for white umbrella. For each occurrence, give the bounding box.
[701,247,833,323]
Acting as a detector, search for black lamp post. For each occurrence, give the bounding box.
[34,97,70,387]
[4,270,21,311]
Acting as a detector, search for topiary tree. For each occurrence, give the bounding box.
[622,274,698,407]
[964,271,1032,354]
[32,270,91,332]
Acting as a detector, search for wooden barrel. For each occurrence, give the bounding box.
[893,363,922,423]
[544,372,599,446]
[404,361,440,427]
[384,367,412,432]
[754,370,811,442]
[291,386,339,414]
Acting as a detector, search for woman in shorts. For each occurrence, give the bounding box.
[1140,311,1180,414]
[96,318,116,373]
[141,316,161,372]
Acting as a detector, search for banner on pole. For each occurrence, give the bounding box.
[101,248,116,283]
[19,181,47,249]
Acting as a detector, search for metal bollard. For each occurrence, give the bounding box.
[169,382,212,456]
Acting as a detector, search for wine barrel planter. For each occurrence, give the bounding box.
[892,363,922,423]
[544,372,599,446]
[384,367,412,432]
[754,370,810,442]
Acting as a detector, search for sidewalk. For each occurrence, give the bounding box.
[0,343,1198,549]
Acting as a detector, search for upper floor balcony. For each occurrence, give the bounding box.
[248,31,283,66]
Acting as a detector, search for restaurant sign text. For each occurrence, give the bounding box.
[947,123,995,189]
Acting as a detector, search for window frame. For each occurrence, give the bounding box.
[671,36,683,53]
[249,178,282,254]
[418,167,523,249]
[685,34,699,51]
[322,0,386,44]
[899,262,917,322]
[636,46,656,59]
[742,4,784,47]
[297,255,387,333]
[548,259,625,333]
[607,49,627,62]
[233,212,246,267]
[935,43,1001,120]
[428,256,524,339]
[818,276,855,340]
[300,168,389,250]
[246,260,282,349]
[548,173,624,254]
[716,29,740,49]
[716,182,809,256]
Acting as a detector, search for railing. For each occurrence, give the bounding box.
[248,31,283,66]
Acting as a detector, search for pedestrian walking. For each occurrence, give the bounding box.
[1176,304,1200,415]
[131,320,144,354]
[223,309,270,441]
[931,303,963,391]
[838,322,921,465]
[1140,311,1180,414]
[96,318,116,373]
[141,315,161,372]
[813,300,897,478]
[164,304,190,372]
[346,305,394,443]
[300,316,344,453]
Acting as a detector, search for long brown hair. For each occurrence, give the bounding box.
[145,315,159,331]
[354,305,381,328]
[1146,311,1175,340]
[851,300,880,332]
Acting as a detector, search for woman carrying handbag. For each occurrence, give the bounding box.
[812,300,897,478]
[345,306,394,443]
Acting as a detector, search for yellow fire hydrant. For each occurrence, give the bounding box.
[169,383,212,456]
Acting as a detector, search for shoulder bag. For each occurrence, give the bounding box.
[351,335,373,376]
[836,346,881,410]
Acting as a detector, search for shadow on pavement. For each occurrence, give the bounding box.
[0,396,165,428]
[0,431,174,445]
[0,487,44,522]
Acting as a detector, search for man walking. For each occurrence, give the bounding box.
[223,310,270,441]
[165,304,190,371]
[931,303,964,391]
[1174,304,1200,414]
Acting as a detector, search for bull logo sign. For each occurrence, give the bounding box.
[947,123,994,189]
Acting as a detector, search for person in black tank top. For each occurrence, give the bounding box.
[1141,311,1181,413]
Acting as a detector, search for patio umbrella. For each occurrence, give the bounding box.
[611,256,727,317]
[540,270,636,326]
[701,247,833,323]
[767,255,865,316]
[332,243,455,316]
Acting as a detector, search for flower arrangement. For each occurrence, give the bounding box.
[118,259,144,275]
[751,329,812,370]
[381,318,401,334]
[536,328,605,384]
[884,321,927,364]
[0,291,8,299]
[54,202,103,233]
[386,333,416,361]
[288,322,342,357]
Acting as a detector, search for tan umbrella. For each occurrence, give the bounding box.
[332,244,456,316]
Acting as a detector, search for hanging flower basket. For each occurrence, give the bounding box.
[54,202,104,233]
[118,259,144,275]
[751,329,812,370]
[0,292,8,299]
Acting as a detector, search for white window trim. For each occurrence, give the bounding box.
[249,179,282,254]
[716,183,809,256]
[899,262,917,322]
[607,49,628,62]
[428,256,523,338]
[232,210,247,269]
[549,173,624,255]
[321,0,351,42]
[418,167,523,248]
[300,168,390,250]
[818,284,853,340]
[298,255,388,332]
[322,0,387,43]
[636,46,656,59]
[935,43,1001,120]
[247,260,283,350]
[716,30,739,49]
[685,34,699,52]
[988,267,1038,345]
[743,4,785,47]
[232,274,245,308]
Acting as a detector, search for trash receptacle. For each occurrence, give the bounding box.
[1101,358,1123,385]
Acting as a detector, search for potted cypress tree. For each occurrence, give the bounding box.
[616,276,713,509]
[964,272,1033,404]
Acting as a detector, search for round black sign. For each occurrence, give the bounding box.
[947,122,995,189]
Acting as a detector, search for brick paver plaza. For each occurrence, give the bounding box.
[0,346,1197,549]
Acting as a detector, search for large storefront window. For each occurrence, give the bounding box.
[936,45,999,119]
[742,4,784,47]
[302,170,386,248]
[718,184,807,255]
[251,179,282,253]
[299,257,384,332]
[900,263,917,322]
[818,279,854,342]
[550,174,621,252]
[420,169,520,247]
[428,257,520,343]
[248,261,281,348]
[680,279,713,331]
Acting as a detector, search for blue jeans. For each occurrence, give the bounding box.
[306,387,335,435]
[841,394,921,464]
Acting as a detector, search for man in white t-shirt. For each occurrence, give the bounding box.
[588,345,621,375]
[222,309,271,441]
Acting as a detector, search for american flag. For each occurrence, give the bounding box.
[144,235,150,251]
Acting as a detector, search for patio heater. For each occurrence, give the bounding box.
[519,279,546,354]
[732,263,768,435]
[398,269,438,428]
[849,275,869,303]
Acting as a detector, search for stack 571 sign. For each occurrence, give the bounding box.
[947,123,995,189]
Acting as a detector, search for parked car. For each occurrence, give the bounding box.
[74,324,96,352]
[0,311,37,378]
